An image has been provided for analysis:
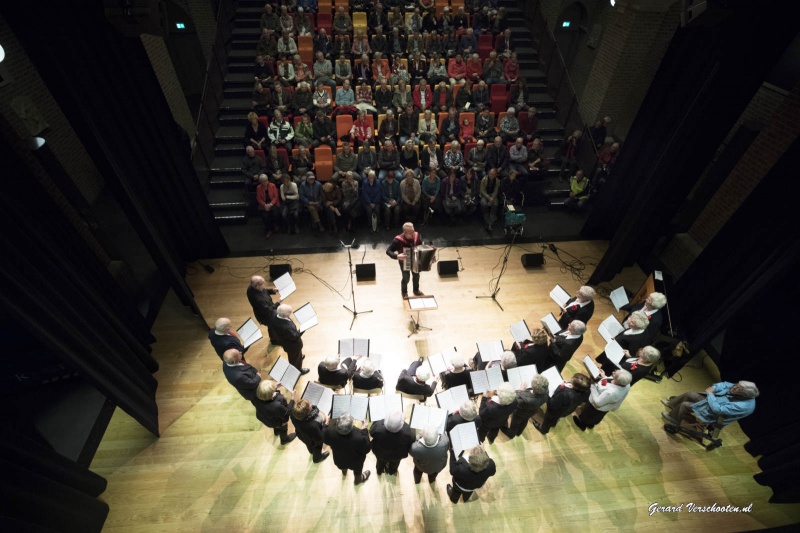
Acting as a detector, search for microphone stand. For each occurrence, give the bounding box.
[476,231,518,311]
[341,239,372,330]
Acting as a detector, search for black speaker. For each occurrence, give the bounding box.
[521,253,544,267]
[269,264,292,280]
[355,263,376,281]
[437,260,459,276]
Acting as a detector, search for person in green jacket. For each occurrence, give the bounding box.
[564,169,590,212]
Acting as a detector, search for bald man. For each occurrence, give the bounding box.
[222,348,261,401]
[246,275,280,344]
[272,304,310,375]
[208,317,247,361]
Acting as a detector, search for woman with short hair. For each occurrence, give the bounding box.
[252,379,296,445]
[535,373,592,435]
[574,369,633,430]
[477,383,518,443]
[447,446,497,504]
[410,423,450,484]
[502,374,550,439]
[290,398,329,463]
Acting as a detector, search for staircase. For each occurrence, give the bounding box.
[206,0,571,224]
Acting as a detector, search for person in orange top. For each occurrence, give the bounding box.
[465,53,483,84]
[447,54,468,86]
[503,52,520,84]
[459,116,475,144]
[372,53,390,82]
[256,174,281,239]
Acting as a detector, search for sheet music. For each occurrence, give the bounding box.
[550,284,571,309]
[609,287,629,312]
[368,393,403,422]
[583,356,600,380]
[367,353,382,369]
[486,364,504,391]
[598,315,624,344]
[654,270,663,281]
[237,318,263,348]
[294,302,318,333]
[273,272,296,299]
[469,370,489,395]
[449,421,479,457]
[302,382,334,415]
[428,352,449,377]
[409,405,447,434]
[541,313,562,335]
[332,395,369,421]
[338,338,370,358]
[540,366,563,397]
[509,320,531,344]
[477,340,504,363]
[409,297,437,309]
[605,340,625,368]
[435,385,469,413]
[518,364,538,389]
[269,356,289,382]
[281,365,301,390]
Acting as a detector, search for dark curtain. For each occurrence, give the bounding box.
[0,429,108,532]
[0,141,160,436]
[584,1,798,283]
[4,0,228,313]
[670,136,800,503]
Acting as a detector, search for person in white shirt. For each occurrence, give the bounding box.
[573,369,632,430]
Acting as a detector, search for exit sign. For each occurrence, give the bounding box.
[562,21,571,28]
[175,22,185,29]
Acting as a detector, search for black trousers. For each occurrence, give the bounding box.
[413,466,440,483]
[449,483,474,503]
[477,425,501,443]
[400,266,420,295]
[284,344,305,371]
[376,457,401,474]
[507,411,534,436]
[577,404,608,429]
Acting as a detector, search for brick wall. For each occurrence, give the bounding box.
[538,0,566,32]
[568,1,614,98]
[141,34,196,136]
[187,0,217,63]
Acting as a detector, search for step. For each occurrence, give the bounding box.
[216,125,246,141]
[229,62,256,74]
[228,49,257,61]
[235,19,260,29]
[220,113,248,125]
[208,188,247,209]
[211,155,247,173]
[221,98,253,111]
[544,186,571,198]
[225,72,258,87]
[235,7,262,19]
[540,136,562,147]
[224,87,254,98]
[519,69,545,83]
[210,174,247,189]
[536,118,565,135]
[547,200,569,211]
[232,39,259,50]
[529,92,555,107]
[535,108,556,119]
[215,141,244,157]
[238,0,265,7]
[213,209,249,225]
[529,82,548,94]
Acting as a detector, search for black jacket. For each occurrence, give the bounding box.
[395,361,435,398]
[446,413,482,433]
[479,396,517,429]
[317,358,357,388]
[291,408,325,450]
[208,329,246,360]
[514,342,551,370]
[323,426,371,470]
[272,316,303,351]
[449,451,496,490]
[549,334,583,372]
[252,391,293,428]
[353,371,385,390]
[557,297,595,329]
[546,384,589,419]
[223,363,261,401]
[442,370,471,391]
[622,302,663,344]
[246,286,278,326]
[369,421,416,461]
[512,389,549,417]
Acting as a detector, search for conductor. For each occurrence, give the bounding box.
[386,222,424,298]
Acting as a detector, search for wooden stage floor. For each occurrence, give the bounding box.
[91,241,800,532]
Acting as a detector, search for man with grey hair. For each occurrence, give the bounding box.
[502,374,550,439]
[352,359,384,390]
[272,304,310,375]
[548,320,586,372]
[323,413,372,484]
[246,275,280,344]
[222,348,261,401]
[208,317,247,361]
[395,357,436,399]
[410,423,450,484]
[369,410,416,475]
[557,285,596,329]
[477,382,518,443]
[442,355,471,390]
[318,354,358,388]
[446,400,482,433]
[574,368,632,431]
[662,381,758,430]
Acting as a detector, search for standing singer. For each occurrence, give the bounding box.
[386,222,424,298]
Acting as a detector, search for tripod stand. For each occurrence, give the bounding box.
[341,239,373,330]
[476,231,518,311]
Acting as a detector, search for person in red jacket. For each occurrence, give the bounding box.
[503,52,519,85]
[413,79,433,112]
[256,174,281,239]
[448,54,468,86]
[465,53,483,84]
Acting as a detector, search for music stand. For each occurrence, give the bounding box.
[341,239,373,330]
[404,296,437,337]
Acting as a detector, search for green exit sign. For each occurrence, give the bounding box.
[175,22,185,29]
[562,21,571,28]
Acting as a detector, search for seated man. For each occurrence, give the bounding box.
[352,359,384,390]
[317,354,358,388]
[442,355,471,390]
[395,358,436,399]
[661,381,758,430]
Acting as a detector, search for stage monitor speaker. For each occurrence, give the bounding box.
[521,253,544,268]
[437,260,459,276]
[269,264,292,280]
[355,263,376,281]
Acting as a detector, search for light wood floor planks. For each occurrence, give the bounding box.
[91,241,800,532]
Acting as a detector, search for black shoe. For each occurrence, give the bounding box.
[572,415,586,432]
[533,420,547,435]
[401,292,408,299]
[280,433,297,445]
[446,484,455,503]
[314,451,330,463]
[413,290,423,296]
[356,471,371,484]
[300,368,310,375]
[342,469,348,476]
[499,427,514,439]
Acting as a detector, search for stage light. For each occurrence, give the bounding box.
[0,44,5,63]
[29,137,46,150]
